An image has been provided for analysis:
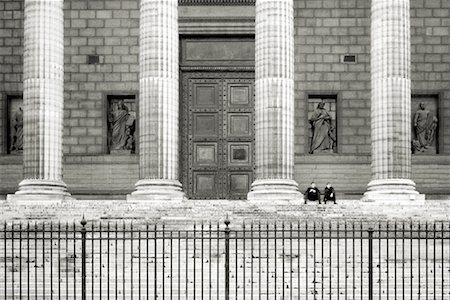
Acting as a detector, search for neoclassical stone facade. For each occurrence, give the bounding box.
[0,0,449,202]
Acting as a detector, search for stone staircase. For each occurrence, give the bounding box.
[1,199,450,225]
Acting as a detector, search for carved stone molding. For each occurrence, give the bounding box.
[180,66,255,72]
[179,0,255,5]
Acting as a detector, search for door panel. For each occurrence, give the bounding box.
[228,113,252,137]
[193,113,219,137]
[183,74,254,199]
[193,84,218,107]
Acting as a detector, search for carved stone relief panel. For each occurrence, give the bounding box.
[307,95,337,154]
[411,95,439,154]
[7,95,23,154]
[107,95,136,154]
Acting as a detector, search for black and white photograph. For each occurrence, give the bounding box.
[0,0,449,298]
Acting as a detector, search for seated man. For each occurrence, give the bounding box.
[304,182,321,204]
[324,182,336,204]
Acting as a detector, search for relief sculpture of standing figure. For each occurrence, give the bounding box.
[412,102,438,153]
[309,102,334,154]
[108,100,129,150]
[10,107,23,152]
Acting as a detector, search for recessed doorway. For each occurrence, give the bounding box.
[181,73,255,199]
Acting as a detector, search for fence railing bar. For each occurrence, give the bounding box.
[251,222,254,300]
[336,222,341,300]
[19,222,23,299]
[289,222,293,300]
[50,222,54,300]
[11,222,15,300]
[3,222,6,300]
[170,228,173,300]
[208,223,212,300]
[81,217,86,300]
[360,221,363,300]
[329,222,332,300]
[447,222,449,298]
[107,222,110,300]
[154,223,157,300]
[201,222,204,300]
[441,222,444,299]
[224,219,230,300]
[9,235,450,241]
[114,221,118,300]
[131,222,134,300]
[216,222,220,300]
[297,221,300,299]
[6,227,450,235]
[274,222,277,299]
[91,221,94,300]
[321,222,324,300]
[306,222,309,300]
[386,222,389,300]
[410,222,413,300]
[352,221,356,300]
[243,222,246,300]
[368,227,374,300]
[122,222,125,300]
[178,229,181,300]
[426,222,429,300]
[402,221,405,299]
[344,221,347,300]
[146,223,149,300]
[185,227,188,300]
[162,223,165,300]
[433,222,437,300]
[314,221,317,299]
[35,222,38,299]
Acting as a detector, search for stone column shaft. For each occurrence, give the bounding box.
[363,0,423,201]
[8,0,71,204]
[248,0,302,201]
[128,0,185,201]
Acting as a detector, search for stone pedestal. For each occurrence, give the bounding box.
[128,0,186,202]
[7,0,72,205]
[363,0,424,202]
[247,0,302,202]
[362,179,425,203]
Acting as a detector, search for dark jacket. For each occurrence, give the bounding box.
[324,186,336,201]
[305,187,321,201]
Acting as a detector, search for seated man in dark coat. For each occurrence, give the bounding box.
[324,182,336,204]
[304,182,321,204]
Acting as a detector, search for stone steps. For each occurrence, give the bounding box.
[1,199,449,224]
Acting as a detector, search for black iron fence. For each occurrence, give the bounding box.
[1,219,450,299]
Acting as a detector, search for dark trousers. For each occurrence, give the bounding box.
[324,197,336,204]
[305,197,321,204]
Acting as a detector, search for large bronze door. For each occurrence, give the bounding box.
[181,73,254,199]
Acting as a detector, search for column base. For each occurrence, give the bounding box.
[6,179,74,205]
[127,179,186,202]
[361,179,425,203]
[247,179,304,202]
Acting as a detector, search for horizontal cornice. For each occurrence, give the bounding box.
[179,0,255,5]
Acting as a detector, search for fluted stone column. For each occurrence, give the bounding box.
[363,0,424,202]
[128,0,185,201]
[247,0,302,201]
[7,0,72,204]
